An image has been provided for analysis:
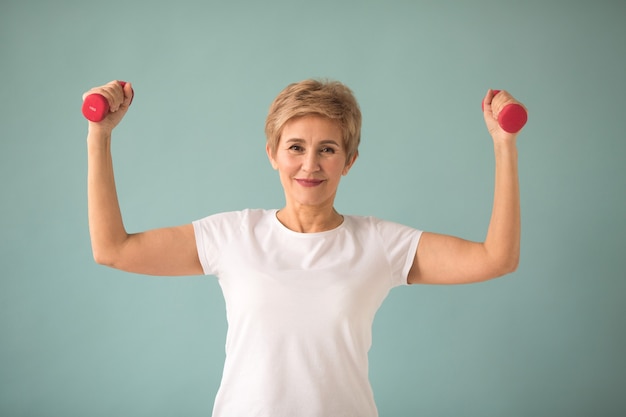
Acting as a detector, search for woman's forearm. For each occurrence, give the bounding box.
[483,140,521,274]
[87,131,129,266]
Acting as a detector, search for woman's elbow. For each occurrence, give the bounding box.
[494,252,520,277]
[501,261,519,277]
[91,246,121,269]
[90,234,131,269]
[92,250,111,267]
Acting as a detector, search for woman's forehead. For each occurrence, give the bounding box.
[281,115,342,139]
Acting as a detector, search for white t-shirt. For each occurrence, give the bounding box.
[192,209,422,417]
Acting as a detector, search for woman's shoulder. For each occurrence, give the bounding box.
[193,208,275,226]
[343,214,422,235]
[343,214,394,227]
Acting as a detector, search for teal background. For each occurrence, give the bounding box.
[1,0,625,415]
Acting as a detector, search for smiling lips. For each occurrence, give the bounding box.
[295,178,325,187]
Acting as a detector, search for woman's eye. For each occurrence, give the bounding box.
[320,147,335,154]
[289,145,303,152]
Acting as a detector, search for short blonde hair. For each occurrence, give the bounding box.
[265,79,361,163]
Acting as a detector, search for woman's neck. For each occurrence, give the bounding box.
[276,205,344,233]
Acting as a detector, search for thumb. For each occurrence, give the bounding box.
[121,82,134,108]
[482,89,499,132]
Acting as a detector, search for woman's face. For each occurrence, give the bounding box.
[267,115,357,210]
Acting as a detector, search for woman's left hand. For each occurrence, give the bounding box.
[482,89,527,142]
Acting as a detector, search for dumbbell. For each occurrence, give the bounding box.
[482,89,527,133]
[82,81,134,122]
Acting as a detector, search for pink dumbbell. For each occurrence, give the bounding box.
[82,81,134,122]
[483,89,527,133]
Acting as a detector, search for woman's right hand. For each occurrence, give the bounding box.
[83,80,133,134]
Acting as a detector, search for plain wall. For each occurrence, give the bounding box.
[1,0,625,415]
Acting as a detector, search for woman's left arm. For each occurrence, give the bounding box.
[407,89,523,285]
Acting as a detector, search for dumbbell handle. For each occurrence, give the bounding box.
[483,89,527,133]
[82,81,133,122]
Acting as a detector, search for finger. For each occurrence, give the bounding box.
[121,82,134,107]
[483,89,497,121]
[106,81,126,112]
[491,90,520,117]
[483,88,495,114]
[82,81,123,111]
[482,89,500,133]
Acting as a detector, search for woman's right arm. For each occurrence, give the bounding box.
[86,81,203,276]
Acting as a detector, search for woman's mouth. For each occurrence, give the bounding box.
[295,178,324,187]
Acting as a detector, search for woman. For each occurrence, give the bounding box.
[84,79,523,416]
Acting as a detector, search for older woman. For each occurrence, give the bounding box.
[84,79,523,417]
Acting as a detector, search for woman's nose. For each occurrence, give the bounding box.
[302,151,321,172]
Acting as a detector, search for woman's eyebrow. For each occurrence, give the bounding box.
[284,138,341,146]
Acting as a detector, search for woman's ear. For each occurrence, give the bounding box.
[266,142,278,170]
[342,151,358,176]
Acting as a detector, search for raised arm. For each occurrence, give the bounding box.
[407,89,523,285]
[85,81,203,276]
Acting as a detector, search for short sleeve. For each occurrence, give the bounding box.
[192,211,244,276]
[373,218,422,287]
